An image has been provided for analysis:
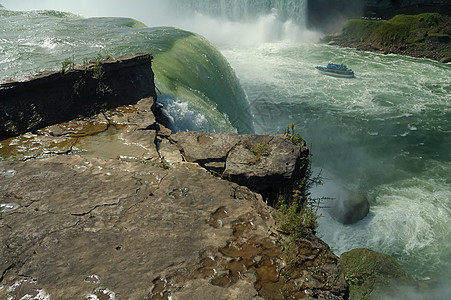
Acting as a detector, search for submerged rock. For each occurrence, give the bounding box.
[329,189,370,225]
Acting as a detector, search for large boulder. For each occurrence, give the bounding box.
[340,248,415,300]
[170,132,310,199]
[329,189,370,224]
[169,131,241,174]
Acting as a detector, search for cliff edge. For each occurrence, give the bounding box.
[0,55,348,299]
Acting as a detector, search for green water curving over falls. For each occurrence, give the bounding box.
[1,1,451,298]
[0,6,253,134]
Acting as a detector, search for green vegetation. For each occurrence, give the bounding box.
[284,122,304,146]
[73,77,86,94]
[273,194,317,236]
[345,273,362,285]
[335,13,451,61]
[60,57,75,74]
[272,123,322,238]
[342,19,379,41]
[343,13,449,44]
[92,60,104,79]
[245,141,270,164]
[340,248,415,300]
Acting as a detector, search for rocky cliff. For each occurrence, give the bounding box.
[0,53,157,139]
[0,56,349,299]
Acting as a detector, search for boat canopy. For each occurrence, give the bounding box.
[326,63,349,70]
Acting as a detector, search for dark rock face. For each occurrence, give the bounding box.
[0,53,157,139]
[308,0,365,32]
[329,190,370,224]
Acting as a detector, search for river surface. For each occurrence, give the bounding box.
[1,1,451,298]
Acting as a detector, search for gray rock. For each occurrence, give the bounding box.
[329,189,370,224]
[170,132,309,199]
[224,135,307,198]
[169,131,241,174]
[0,155,273,299]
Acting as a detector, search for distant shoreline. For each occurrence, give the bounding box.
[324,12,451,63]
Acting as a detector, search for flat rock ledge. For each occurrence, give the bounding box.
[0,98,348,299]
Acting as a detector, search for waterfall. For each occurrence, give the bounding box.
[171,0,308,26]
[163,0,317,45]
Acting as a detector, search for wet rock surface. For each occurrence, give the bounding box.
[329,190,370,225]
[0,98,348,299]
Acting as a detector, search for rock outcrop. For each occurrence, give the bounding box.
[0,97,348,299]
[0,53,157,139]
[169,132,309,200]
[339,248,414,300]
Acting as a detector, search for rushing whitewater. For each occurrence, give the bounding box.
[1,1,451,298]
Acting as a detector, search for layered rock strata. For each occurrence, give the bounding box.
[0,53,157,139]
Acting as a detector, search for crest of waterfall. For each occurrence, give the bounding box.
[170,0,307,27]
[165,0,318,44]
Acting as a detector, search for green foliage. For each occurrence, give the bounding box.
[60,57,74,74]
[249,141,270,162]
[343,19,379,40]
[273,195,318,237]
[343,13,449,46]
[345,273,362,285]
[271,123,325,237]
[284,123,304,146]
[73,77,86,94]
[92,60,104,79]
[91,53,114,79]
[372,21,410,44]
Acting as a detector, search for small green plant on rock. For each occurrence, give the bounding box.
[60,57,74,74]
[249,141,270,164]
[273,194,318,237]
[345,273,362,285]
[73,77,86,94]
[284,122,304,146]
[92,60,104,79]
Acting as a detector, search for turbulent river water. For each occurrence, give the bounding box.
[1,1,451,298]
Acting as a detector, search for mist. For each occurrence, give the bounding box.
[0,0,322,45]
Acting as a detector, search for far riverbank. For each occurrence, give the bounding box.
[324,12,451,63]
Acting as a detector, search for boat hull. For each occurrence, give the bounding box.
[316,69,355,78]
